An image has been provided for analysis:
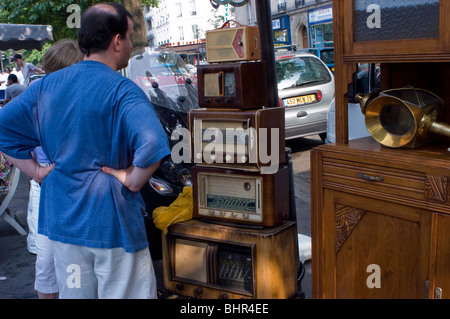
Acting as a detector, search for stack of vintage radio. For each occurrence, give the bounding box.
[161,22,300,299]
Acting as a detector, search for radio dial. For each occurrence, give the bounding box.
[176,283,184,291]
[194,287,203,296]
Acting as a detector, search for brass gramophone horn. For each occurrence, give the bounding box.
[356,87,450,148]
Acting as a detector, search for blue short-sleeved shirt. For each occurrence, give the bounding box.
[0,61,171,252]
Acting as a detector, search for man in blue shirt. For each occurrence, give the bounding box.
[0,3,170,298]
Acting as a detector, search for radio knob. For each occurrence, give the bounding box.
[215,97,221,103]
[205,98,211,104]
[194,287,203,296]
[176,283,184,291]
[231,212,238,219]
[220,211,226,217]
[220,293,229,299]
[243,213,250,219]
[225,98,232,104]
[208,210,215,216]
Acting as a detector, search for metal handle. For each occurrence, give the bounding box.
[435,287,442,299]
[358,172,384,182]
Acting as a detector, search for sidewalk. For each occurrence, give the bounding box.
[0,171,312,299]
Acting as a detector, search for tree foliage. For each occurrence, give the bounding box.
[0,0,159,41]
[0,0,159,64]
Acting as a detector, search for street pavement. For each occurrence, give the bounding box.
[0,137,319,299]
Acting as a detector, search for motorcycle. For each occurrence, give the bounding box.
[125,49,199,260]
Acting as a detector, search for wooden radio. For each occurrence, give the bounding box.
[162,219,299,299]
[206,21,260,63]
[192,165,290,227]
[197,61,268,109]
[188,107,285,173]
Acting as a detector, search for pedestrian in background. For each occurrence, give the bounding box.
[4,73,26,104]
[0,2,170,299]
[13,53,44,86]
[26,39,84,299]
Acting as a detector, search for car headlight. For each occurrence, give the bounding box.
[156,158,192,187]
[148,177,174,195]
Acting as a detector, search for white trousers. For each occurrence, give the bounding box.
[52,240,157,299]
[34,234,59,294]
[27,179,40,254]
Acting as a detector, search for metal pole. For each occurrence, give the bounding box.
[255,0,278,108]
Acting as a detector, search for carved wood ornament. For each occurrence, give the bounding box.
[425,175,448,202]
[335,204,366,252]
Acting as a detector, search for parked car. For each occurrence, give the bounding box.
[298,47,335,73]
[124,49,198,260]
[275,51,335,141]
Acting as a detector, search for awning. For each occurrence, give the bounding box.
[0,23,53,51]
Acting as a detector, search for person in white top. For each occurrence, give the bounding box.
[13,54,44,86]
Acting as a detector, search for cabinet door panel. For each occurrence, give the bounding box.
[332,192,431,298]
[432,214,450,298]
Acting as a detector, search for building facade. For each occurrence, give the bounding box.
[235,0,333,49]
[143,0,333,63]
[143,0,231,63]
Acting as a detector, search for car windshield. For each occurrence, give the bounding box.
[126,49,198,114]
[320,50,334,65]
[276,56,332,90]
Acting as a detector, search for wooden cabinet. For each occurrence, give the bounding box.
[311,138,450,298]
[311,0,450,298]
[430,213,450,298]
[332,0,450,145]
[340,0,450,63]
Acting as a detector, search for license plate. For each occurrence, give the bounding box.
[284,94,316,107]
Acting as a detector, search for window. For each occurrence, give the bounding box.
[189,0,197,15]
[178,26,184,41]
[192,24,200,40]
[176,3,182,17]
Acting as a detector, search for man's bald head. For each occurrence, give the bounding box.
[78,2,132,57]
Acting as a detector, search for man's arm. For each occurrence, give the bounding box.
[101,160,161,192]
[2,154,54,184]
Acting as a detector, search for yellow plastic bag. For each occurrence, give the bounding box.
[152,186,193,234]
